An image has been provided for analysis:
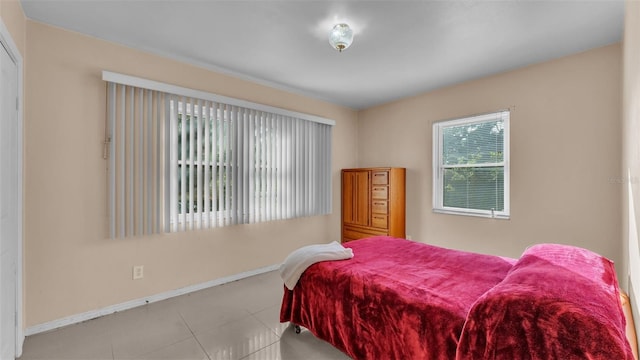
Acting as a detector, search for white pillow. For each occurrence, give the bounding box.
[279,241,354,290]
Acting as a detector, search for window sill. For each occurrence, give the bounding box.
[433,208,510,220]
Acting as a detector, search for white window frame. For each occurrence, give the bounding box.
[432,110,510,219]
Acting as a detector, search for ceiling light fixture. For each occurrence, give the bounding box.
[329,23,354,52]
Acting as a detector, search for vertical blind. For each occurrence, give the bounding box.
[105,72,334,238]
[106,84,169,238]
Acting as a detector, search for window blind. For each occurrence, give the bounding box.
[442,118,505,211]
[105,72,334,238]
[106,83,170,238]
[433,110,510,219]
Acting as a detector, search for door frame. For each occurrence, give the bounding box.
[0,17,24,358]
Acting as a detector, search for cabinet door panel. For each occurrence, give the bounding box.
[354,171,370,226]
[342,171,356,224]
[343,170,370,227]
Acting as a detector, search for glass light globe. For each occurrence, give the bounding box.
[329,23,354,52]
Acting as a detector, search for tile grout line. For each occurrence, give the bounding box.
[235,313,284,360]
[249,311,282,340]
[178,310,212,360]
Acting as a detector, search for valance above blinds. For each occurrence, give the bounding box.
[104,71,334,239]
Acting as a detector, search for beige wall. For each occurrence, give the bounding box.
[623,0,640,337]
[24,20,358,327]
[358,44,623,272]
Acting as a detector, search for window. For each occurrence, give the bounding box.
[432,110,509,219]
[104,71,334,238]
[169,100,332,230]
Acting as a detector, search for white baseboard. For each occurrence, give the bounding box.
[25,263,281,336]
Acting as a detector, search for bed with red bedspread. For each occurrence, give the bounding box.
[279,236,634,360]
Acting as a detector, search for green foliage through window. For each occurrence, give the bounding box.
[433,111,509,218]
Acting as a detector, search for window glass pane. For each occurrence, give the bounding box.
[443,167,504,211]
[443,120,504,165]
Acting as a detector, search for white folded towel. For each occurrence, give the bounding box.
[280,241,354,290]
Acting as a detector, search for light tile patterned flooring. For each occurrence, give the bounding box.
[19,271,350,360]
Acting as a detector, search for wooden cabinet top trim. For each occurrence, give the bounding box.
[341,167,405,171]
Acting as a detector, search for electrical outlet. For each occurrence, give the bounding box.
[133,265,144,280]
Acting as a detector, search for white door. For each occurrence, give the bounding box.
[0,40,19,360]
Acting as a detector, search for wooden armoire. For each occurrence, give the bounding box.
[341,167,406,243]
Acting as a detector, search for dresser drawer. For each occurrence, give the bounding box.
[371,200,388,214]
[371,214,388,229]
[371,171,388,185]
[371,186,388,199]
[343,226,388,241]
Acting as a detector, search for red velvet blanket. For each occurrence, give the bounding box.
[280,236,516,359]
[457,243,634,360]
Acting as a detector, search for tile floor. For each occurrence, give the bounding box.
[19,271,350,360]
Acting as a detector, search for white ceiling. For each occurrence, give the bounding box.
[20,0,624,109]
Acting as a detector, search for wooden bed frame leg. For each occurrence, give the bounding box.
[621,292,638,360]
